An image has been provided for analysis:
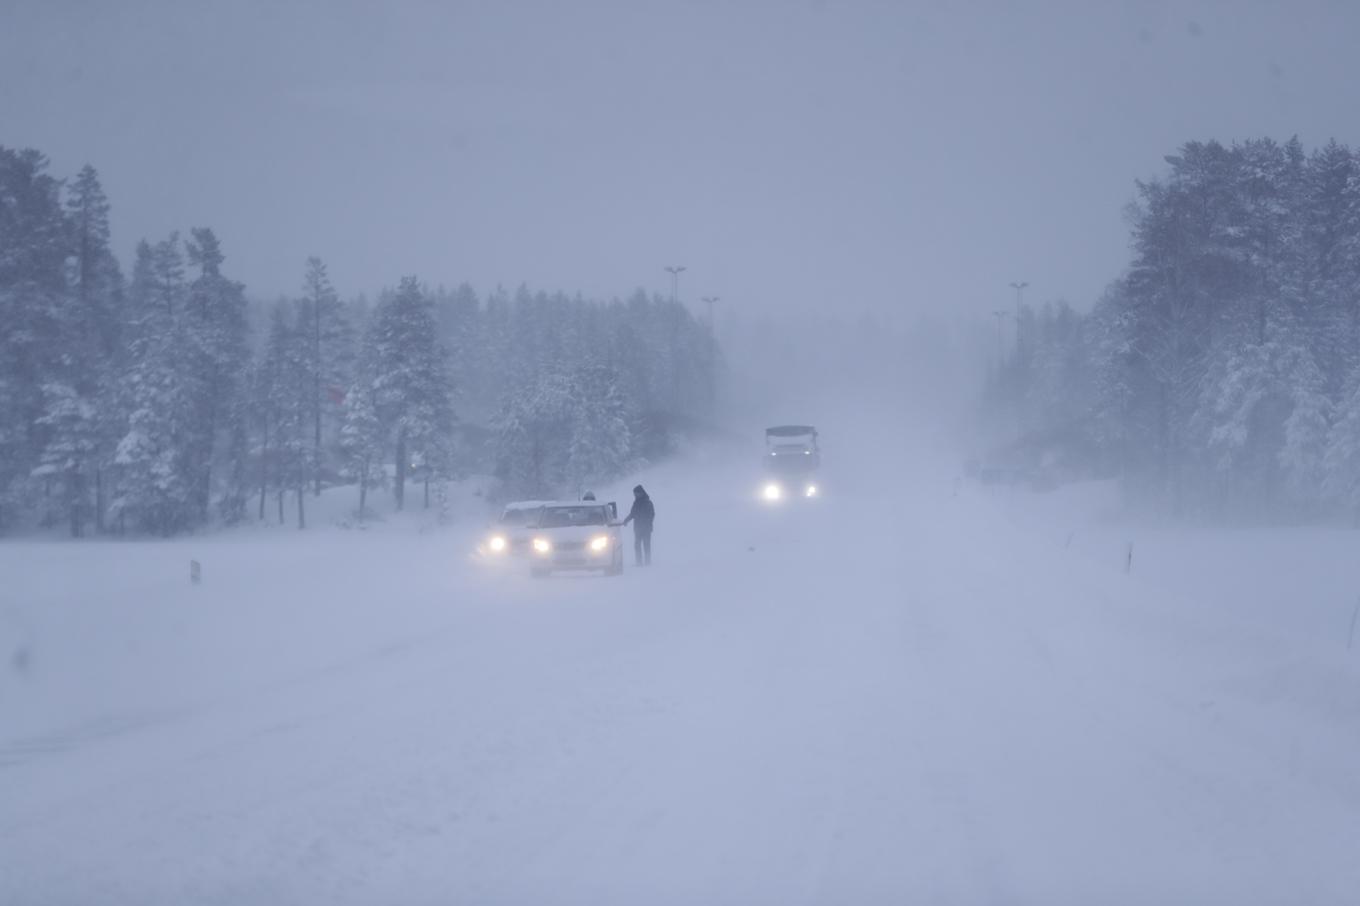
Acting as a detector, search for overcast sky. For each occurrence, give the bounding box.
[4,0,1358,322]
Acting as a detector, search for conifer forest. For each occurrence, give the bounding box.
[981,137,1360,520]
[0,147,720,535]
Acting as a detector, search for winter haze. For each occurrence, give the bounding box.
[3,2,1360,904]
[4,0,1359,318]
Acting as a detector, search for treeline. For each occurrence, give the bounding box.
[983,137,1360,519]
[0,147,719,536]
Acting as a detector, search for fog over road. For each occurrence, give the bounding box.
[2,414,1358,904]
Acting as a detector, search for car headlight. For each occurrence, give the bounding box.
[762,483,782,501]
[590,535,610,552]
[488,535,507,553]
[532,538,552,554]
[805,484,818,497]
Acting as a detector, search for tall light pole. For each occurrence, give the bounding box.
[701,295,719,331]
[664,266,686,410]
[700,295,720,414]
[992,309,1010,365]
[664,265,686,306]
[1009,281,1028,354]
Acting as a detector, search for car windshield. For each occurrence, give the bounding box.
[536,506,608,528]
[499,508,536,527]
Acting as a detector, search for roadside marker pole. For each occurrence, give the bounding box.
[1125,543,1133,574]
[190,560,201,585]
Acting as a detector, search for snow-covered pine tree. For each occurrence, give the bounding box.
[110,238,194,534]
[17,164,122,536]
[1125,142,1244,510]
[1084,283,1145,480]
[367,276,454,511]
[1342,159,1360,382]
[247,344,275,522]
[436,282,480,410]
[480,285,512,400]
[182,228,250,524]
[1324,370,1360,524]
[64,165,125,532]
[33,382,98,536]
[0,147,69,530]
[217,392,252,525]
[0,370,21,532]
[1299,141,1358,396]
[65,165,123,358]
[257,301,310,527]
[493,373,574,499]
[1277,343,1332,509]
[568,364,632,493]
[339,377,383,523]
[297,256,352,497]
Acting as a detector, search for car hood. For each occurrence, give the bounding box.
[531,525,614,542]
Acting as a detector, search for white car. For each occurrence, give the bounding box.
[478,500,555,560]
[525,501,625,577]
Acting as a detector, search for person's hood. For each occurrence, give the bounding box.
[633,485,648,498]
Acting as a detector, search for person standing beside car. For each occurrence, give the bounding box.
[622,484,655,565]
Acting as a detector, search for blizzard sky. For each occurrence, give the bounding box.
[3,0,1358,322]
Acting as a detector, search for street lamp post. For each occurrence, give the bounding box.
[664,266,686,306]
[699,295,720,414]
[663,266,686,410]
[992,309,1010,365]
[701,295,719,331]
[1009,281,1028,354]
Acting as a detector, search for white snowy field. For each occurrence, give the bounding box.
[3,428,1360,904]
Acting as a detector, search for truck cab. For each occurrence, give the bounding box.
[761,425,820,501]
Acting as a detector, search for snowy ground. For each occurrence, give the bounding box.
[3,423,1360,904]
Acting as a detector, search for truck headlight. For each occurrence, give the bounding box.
[762,483,782,501]
[590,535,609,552]
[489,535,507,553]
[532,538,552,554]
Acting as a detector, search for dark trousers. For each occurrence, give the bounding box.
[633,528,652,565]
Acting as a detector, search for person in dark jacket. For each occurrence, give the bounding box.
[621,484,655,565]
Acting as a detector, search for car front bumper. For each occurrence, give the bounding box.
[531,541,618,571]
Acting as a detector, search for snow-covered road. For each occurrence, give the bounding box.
[3,437,1360,904]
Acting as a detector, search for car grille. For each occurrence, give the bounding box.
[554,541,587,552]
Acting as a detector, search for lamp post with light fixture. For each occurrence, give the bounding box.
[664,266,687,409]
[1009,280,1028,356]
[992,309,1010,366]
